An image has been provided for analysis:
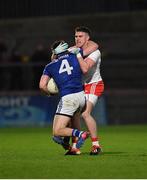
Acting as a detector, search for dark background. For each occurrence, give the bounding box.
[0,0,147,125]
[0,0,147,19]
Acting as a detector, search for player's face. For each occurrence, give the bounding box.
[75,31,89,48]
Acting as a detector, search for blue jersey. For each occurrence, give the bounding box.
[43,53,83,97]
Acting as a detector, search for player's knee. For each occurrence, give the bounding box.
[82,111,90,119]
[53,128,60,136]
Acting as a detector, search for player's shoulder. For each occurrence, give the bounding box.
[44,59,57,70]
[92,49,101,55]
[88,49,101,57]
[48,59,58,65]
[51,58,59,64]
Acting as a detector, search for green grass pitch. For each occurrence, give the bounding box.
[0,125,147,179]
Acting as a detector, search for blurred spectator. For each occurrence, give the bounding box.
[0,39,8,63]
[10,50,24,90]
[31,43,49,63]
[0,40,11,90]
[31,43,50,89]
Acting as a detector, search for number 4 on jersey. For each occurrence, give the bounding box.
[59,59,73,75]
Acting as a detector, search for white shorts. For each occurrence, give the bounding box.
[56,91,86,117]
[85,94,98,106]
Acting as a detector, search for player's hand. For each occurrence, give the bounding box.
[68,47,80,54]
[54,43,68,54]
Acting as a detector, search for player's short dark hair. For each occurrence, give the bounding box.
[75,26,91,36]
[51,40,64,51]
[51,40,69,56]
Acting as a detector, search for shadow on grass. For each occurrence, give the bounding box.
[81,151,127,156]
[103,152,147,157]
[81,151,147,157]
[64,151,147,157]
[102,151,126,155]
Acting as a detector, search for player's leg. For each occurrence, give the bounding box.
[65,112,82,155]
[52,121,71,150]
[52,136,71,150]
[82,95,102,155]
[53,114,72,136]
[53,114,88,151]
[64,94,88,155]
[82,100,98,138]
[53,92,88,154]
[71,112,81,148]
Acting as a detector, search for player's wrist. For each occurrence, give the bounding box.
[68,47,80,55]
[77,53,82,58]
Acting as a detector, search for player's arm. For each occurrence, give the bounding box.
[39,75,50,95]
[83,40,98,56]
[68,41,98,56]
[76,53,95,74]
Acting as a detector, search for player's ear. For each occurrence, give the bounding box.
[51,53,57,60]
[86,34,90,41]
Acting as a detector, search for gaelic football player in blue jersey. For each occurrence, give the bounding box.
[39,40,89,151]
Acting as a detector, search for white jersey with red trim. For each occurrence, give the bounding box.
[83,49,102,84]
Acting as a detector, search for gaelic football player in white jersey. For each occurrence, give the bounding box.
[67,26,104,155]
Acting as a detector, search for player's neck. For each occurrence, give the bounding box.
[82,42,88,50]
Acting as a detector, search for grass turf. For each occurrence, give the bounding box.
[0,125,147,179]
